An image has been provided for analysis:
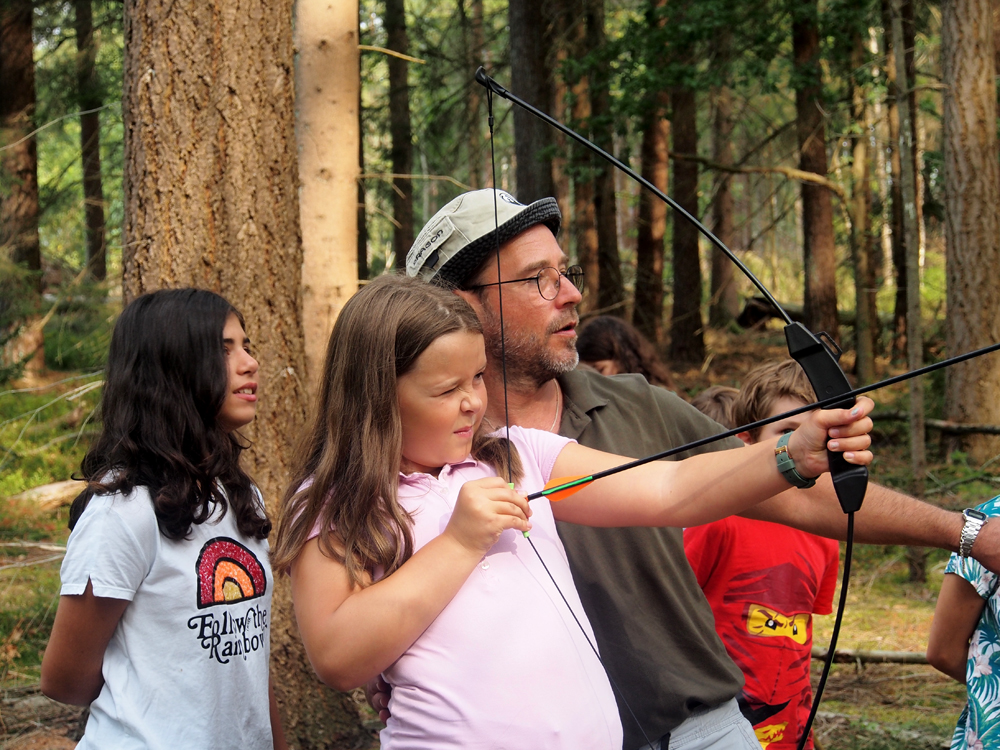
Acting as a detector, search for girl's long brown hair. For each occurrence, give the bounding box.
[272,274,521,586]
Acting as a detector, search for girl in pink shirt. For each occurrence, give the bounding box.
[272,274,873,749]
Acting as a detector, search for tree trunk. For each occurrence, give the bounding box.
[0,0,40,276]
[892,0,927,582]
[76,0,107,282]
[459,0,485,189]
[588,0,623,315]
[1,0,43,373]
[850,32,876,385]
[386,0,413,270]
[565,5,599,309]
[358,62,368,281]
[633,103,669,343]
[942,0,1000,464]
[550,0,571,248]
[297,0,362,396]
[509,0,555,201]
[709,65,738,328]
[792,0,839,340]
[121,0,372,744]
[669,87,704,364]
[882,0,908,360]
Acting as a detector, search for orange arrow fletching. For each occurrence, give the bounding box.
[541,475,594,502]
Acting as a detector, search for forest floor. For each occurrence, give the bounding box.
[3,323,998,749]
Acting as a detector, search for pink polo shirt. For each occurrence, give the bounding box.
[315,426,623,750]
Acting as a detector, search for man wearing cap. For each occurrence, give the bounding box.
[396,187,999,750]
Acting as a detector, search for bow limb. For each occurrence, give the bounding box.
[475,67,868,513]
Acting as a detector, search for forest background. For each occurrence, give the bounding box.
[3,0,1000,746]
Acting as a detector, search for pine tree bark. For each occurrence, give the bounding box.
[850,32,876,385]
[587,0,623,315]
[709,66,738,329]
[792,0,839,340]
[669,86,704,364]
[459,0,485,189]
[386,0,413,270]
[76,0,107,282]
[509,0,555,201]
[121,0,372,744]
[942,0,1000,464]
[296,0,361,394]
[0,0,40,276]
[633,102,669,343]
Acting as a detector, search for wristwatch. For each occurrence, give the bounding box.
[960,508,988,558]
[774,432,817,490]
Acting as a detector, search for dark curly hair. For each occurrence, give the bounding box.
[69,288,270,541]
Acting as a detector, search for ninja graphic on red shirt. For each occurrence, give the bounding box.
[684,516,839,750]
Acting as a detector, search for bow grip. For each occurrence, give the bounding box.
[784,322,868,513]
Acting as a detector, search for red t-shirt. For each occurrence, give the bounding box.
[684,516,839,750]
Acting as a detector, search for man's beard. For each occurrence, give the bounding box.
[479,303,580,390]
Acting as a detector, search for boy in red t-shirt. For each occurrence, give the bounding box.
[686,360,840,749]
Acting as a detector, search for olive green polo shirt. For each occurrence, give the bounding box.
[555,368,745,750]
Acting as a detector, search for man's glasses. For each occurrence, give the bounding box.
[465,266,585,301]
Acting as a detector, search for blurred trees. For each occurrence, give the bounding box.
[9,0,1000,631]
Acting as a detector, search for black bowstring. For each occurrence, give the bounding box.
[484,81,655,750]
[472,66,910,750]
[797,514,853,750]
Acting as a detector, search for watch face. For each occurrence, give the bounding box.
[965,509,988,522]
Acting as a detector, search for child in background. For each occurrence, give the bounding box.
[41,289,286,750]
[684,359,840,750]
[692,385,740,429]
[576,314,675,389]
[927,498,999,749]
[272,275,873,750]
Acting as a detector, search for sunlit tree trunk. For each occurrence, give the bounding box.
[386,0,413,269]
[297,0,361,394]
[633,102,668,343]
[76,0,106,282]
[669,86,704,364]
[792,0,839,340]
[942,0,1000,464]
[122,0,371,743]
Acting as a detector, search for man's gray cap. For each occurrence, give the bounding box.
[405,188,561,287]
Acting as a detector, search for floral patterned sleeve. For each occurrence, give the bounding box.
[944,496,1000,750]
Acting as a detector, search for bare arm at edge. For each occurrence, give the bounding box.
[740,477,1000,573]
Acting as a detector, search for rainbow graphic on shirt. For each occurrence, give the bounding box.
[195,537,267,609]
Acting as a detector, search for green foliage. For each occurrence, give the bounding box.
[33,0,125,278]
[0,260,41,386]
[43,290,116,371]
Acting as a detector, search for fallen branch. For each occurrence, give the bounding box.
[871,411,1000,435]
[7,479,85,511]
[811,646,927,665]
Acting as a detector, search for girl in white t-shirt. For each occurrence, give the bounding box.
[41,288,286,750]
[271,274,874,749]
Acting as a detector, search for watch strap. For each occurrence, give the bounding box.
[960,509,988,558]
[775,432,817,490]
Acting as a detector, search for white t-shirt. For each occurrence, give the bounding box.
[60,485,274,750]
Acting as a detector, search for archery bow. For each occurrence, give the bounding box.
[471,65,952,750]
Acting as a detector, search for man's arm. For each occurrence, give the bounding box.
[741,477,1000,572]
